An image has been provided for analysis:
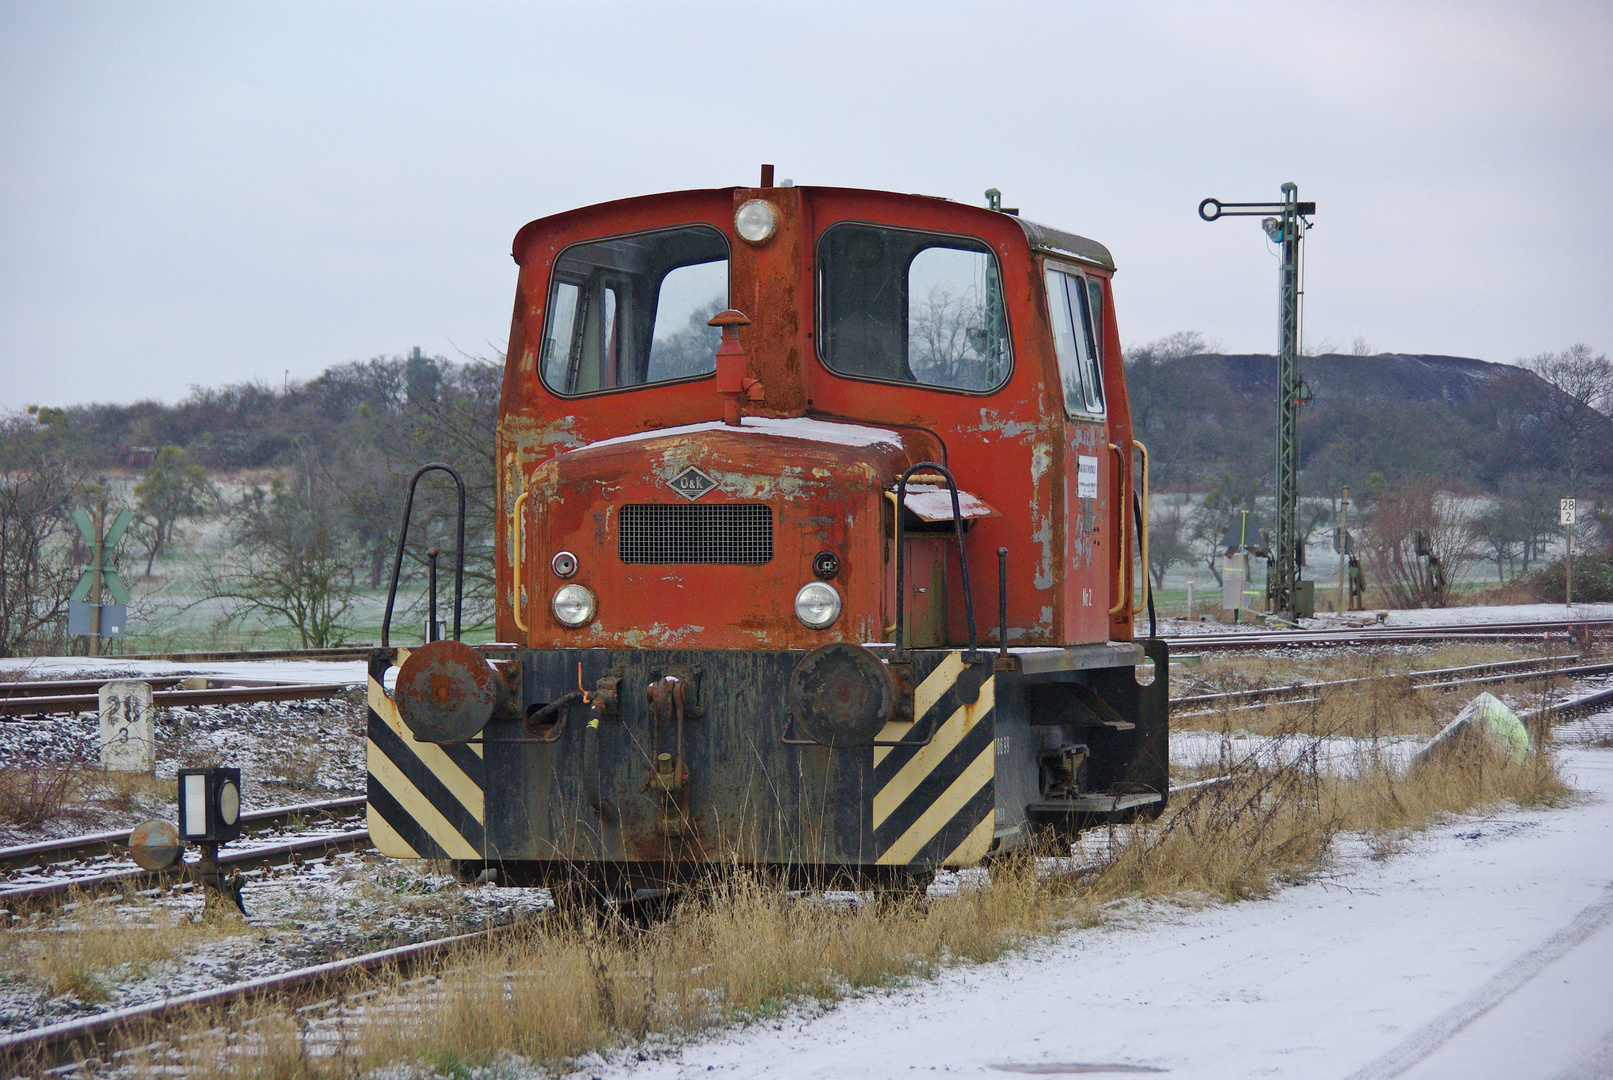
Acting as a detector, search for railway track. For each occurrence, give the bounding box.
[2,664,1609,1073]
[0,796,370,905]
[0,676,353,718]
[10,616,1605,672]
[0,926,499,1072]
[1164,616,1611,653]
[1170,654,1613,716]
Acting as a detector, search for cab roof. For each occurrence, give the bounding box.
[513,185,1115,272]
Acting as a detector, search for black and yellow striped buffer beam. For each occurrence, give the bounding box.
[365,650,489,861]
[872,651,995,868]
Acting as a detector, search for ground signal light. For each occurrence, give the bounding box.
[177,766,242,844]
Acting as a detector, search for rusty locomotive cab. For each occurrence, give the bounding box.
[370,172,1167,895]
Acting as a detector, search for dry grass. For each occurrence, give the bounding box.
[3,894,241,1003]
[1177,642,1553,701]
[1175,639,1606,739]
[126,719,1578,1080]
[85,770,177,814]
[0,764,85,828]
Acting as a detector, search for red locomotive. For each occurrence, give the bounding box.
[368,170,1167,893]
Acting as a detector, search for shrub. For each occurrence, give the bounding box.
[1525,553,1613,603]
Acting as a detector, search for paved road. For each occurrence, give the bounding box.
[606,742,1613,1079]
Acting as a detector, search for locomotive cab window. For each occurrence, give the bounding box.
[1045,266,1105,416]
[540,225,730,396]
[817,222,1011,392]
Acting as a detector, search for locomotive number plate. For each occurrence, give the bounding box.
[667,466,718,502]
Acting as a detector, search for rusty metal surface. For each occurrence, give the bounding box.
[127,819,182,871]
[787,642,899,748]
[394,639,508,743]
[495,184,1142,654]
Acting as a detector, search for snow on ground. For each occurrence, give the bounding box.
[590,737,1613,1080]
[1170,730,1429,776]
[0,655,367,686]
[1159,601,1613,637]
[1372,602,1613,628]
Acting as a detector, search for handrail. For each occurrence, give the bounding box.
[1134,440,1156,639]
[894,461,979,661]
[1107,443,1129,616]
[1135,440,1151,613]
[381,463,466,647]
[510,490,530,634]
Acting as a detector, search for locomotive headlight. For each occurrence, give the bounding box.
[552,584,597,627]
[735,199,779,244]
[794,581,842,629]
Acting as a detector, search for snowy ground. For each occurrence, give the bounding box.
[0,655,368,686]
[1159,601,1613,636]
[584,736,1613,1080]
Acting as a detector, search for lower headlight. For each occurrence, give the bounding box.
[552,584,597,627]
[794,581,842,629]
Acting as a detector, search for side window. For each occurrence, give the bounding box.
[818,222,1011,392]
[540,225,729,396]
[1044,267,1105,416]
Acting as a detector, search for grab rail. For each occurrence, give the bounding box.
[893,461,979,661]
[381,463,466,647]
[510,490,530,634]
[1108,443,1128,616]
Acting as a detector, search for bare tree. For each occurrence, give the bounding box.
[1517,344,1613,491]
[0,436,81,657]
[909,284,1002,390]
[132,446,213,574]
[1358,481,1477,607]
[1146,504,1194,589]
[200,473,356,648]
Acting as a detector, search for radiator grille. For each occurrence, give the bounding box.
[618,503,774,564]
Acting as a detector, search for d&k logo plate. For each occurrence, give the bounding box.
[667,467,717,502]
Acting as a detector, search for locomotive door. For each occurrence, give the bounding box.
[1044,260,1112,643]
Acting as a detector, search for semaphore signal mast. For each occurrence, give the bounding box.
[1199,183,1317,621]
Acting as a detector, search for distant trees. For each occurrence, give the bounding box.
[1145,504,1193,589]
[201,472,356,649]
[0,430,80,657]
[1516,344,1613,491]
[133,446,212,574]
[1358,481,1476,607]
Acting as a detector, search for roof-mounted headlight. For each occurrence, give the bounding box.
[735,200,779,245]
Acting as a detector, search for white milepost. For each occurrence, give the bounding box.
[98,680,155,772]
[1560,497,1576,607]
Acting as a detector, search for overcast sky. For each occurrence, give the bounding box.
[2,0,1609,410]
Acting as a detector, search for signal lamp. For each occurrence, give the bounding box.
[552,584,597,627]
[177,766,242,844]
[551,550,578,578]
[735,200,779,244]
[794,581,842,629]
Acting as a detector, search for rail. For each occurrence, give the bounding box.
[0,927,498,1069]
[0,680,352,718]
[0,795,365,876]
[0,830,372,906]
[1170,655,1613,716]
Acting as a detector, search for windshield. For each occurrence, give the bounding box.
[816,222,1011,392]
[540,225,729,395]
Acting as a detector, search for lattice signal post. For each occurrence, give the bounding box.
[1200,184,1317,619]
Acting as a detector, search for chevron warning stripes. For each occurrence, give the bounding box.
[871,652,996,867]
[365,649,488,861]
